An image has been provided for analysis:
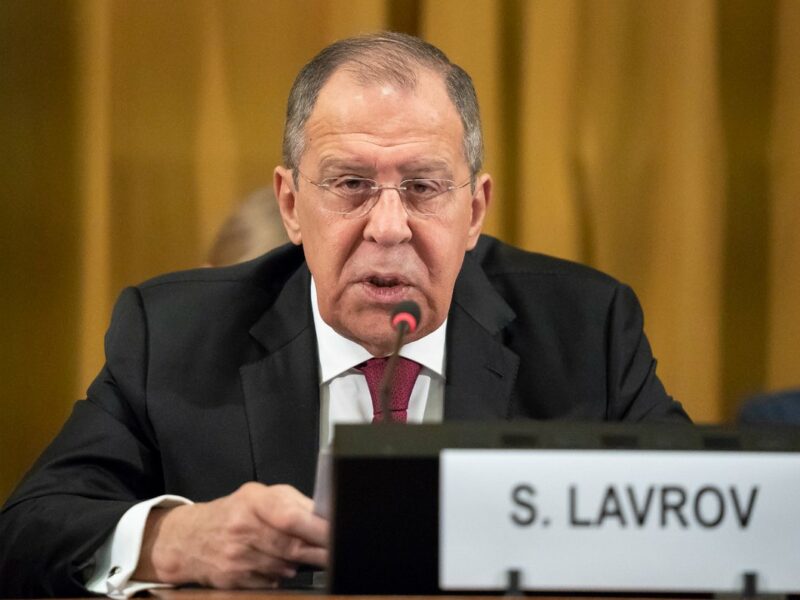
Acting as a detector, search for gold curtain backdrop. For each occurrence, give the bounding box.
[1,0,798,502]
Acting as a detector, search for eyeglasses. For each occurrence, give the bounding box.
[296,171,472,218]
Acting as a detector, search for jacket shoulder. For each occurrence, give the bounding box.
[115,243,308,340]
[470,235,621,289]
[138,242,305,297]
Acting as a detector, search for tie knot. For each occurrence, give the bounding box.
[357,357,422,423]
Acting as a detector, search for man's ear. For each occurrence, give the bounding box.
[274,166,302,245]
[465,173,492,250]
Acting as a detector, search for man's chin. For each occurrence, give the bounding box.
[325,293,429,355]
[329,312,398,356]
[348,326,397,357]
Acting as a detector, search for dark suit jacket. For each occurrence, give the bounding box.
[0,235,689,597]
[738,389,800,425]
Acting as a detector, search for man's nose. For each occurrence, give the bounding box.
[362,189,413,245]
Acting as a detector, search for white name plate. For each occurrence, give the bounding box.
[440,449,800,593]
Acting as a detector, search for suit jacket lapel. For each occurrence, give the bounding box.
[444,251,520,420]
[240,263,320,497]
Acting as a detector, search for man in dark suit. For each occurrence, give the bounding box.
[0,32,689,597]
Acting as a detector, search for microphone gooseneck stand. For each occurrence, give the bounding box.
[378,300,421,425]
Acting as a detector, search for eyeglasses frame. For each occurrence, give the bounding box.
[295,170,473,218]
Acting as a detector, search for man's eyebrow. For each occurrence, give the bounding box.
[315,157,455,177]
[399,160,453,177]
[317,158,373,174]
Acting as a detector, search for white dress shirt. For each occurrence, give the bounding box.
[87,277,448,598]
[311,279,447,447]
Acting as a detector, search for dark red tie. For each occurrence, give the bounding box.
[357,357,422,423]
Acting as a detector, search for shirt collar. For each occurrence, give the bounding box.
[311,277,447,384]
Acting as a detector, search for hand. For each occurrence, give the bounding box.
[134,482,328,589]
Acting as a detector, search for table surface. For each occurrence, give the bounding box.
[145,590,705,600]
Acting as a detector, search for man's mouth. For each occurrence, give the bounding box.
[366,275,405,288]
[360,275,413,301]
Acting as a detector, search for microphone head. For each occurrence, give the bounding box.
[391,300,421,334]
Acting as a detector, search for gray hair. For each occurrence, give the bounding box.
[282,32,483,182]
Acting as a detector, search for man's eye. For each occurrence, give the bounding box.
[333,177,373,193]
[407,179,443,197]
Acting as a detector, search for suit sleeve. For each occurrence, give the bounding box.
[0,287,165,598]
[605,284,691,422]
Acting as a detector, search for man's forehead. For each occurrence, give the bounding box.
[312,66,453,118]
[296,65,466,173]
[307,68,460,138]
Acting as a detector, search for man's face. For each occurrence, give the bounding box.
[275,68,491,356]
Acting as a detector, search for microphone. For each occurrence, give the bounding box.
[378,300,422,423]
[390,300,421,335]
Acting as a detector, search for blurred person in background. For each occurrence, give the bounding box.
[206,187,288,267]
